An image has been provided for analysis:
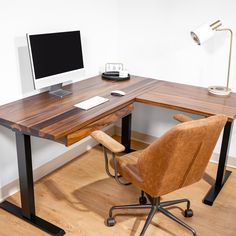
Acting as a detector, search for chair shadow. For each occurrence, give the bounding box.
[43,177,186,236]
[72,177,140,219]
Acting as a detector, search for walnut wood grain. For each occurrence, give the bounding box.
[1,77,236,147]
[66,104,133,146]
[0,75,157,145]
[136,81,236,121]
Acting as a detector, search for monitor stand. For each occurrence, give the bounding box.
[49,83,72,98]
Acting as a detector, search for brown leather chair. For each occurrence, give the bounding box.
[91,114,227,236]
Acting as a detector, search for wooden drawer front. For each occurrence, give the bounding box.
[66,104,133,146]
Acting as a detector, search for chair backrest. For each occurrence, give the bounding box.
[137,114,227,197]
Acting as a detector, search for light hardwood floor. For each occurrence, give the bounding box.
[0,138,235,236]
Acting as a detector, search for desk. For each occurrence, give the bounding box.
[0,75,157,235]
[0,76,235,235]
[136,80,236,206]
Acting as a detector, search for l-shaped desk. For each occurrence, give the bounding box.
[0,75,235,235]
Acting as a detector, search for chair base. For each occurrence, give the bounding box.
[107,195,196,236]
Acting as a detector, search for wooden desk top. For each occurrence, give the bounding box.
[136,80,236,121]
[0,75,156,144]
[1,77,236,146]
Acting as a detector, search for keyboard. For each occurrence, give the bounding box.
[74,96,109,110]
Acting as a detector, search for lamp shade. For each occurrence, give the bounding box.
[190,20,233,96]
[191,23,214,45]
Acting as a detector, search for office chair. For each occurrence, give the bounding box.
[91,114,227,236]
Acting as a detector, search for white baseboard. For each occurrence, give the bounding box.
[210,153,236,168]
[115,126,156,144]
[0,126,115,202]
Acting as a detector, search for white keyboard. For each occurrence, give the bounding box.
[74,96,109,110]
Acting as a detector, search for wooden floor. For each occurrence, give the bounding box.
[0,138,236,236]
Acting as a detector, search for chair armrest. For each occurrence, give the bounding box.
[91,130,125,153]
[173,114,193,123]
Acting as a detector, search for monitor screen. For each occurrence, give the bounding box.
[27,30,84,90]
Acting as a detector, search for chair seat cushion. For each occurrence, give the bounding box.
[109,150,144,185]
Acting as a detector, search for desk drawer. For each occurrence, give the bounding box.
[66,104,133,146]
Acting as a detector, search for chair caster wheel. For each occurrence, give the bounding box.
[107,217,116,227]
[184,208,193,217]
[139,196,147,205]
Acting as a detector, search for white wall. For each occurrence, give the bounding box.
[0,0,119,189]
[1,0,236,192]
[116,0,236,158]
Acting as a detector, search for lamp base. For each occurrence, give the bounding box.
[208,86,231,96]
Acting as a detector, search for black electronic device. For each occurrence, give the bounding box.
[27,30,84,97]
[101,71,130,81]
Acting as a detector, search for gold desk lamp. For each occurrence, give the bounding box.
[191,20,233,96]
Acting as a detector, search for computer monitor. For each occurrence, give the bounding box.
[27,30,84,97]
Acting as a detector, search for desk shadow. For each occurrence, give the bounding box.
[203,172,215,186]
[43,179,89,212]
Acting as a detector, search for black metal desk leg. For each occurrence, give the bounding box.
[16,132,35,218]
[203,121,233,206]
[0,132,65,235]
[121,113,132,153]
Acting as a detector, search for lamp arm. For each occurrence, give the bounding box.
[215,28,233,90]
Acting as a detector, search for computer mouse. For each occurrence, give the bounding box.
[111,90,126,96]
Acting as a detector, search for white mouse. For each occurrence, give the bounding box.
[111,90,126,96]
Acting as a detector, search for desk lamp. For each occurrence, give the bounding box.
[191,20,233,96]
